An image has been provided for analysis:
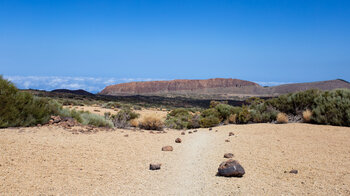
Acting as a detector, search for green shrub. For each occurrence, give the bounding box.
[215,104,234,121]
[237,105,250,124]
[165,108,199,129]
[112,108,140,128]
[249,100,278,123]
[199,115,220,128]
[266,89,320,115]
[80,112,114,128]
[311,89,350,126]
[199,108,221,127]
[0,76,60,128]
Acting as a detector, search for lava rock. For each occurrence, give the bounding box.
[149,163,161,170]
[193,130,198,132]
[229,132,234,136]
[218,159,245,177]
[162,146,173,151]
[224,153,234,158]
[209,128,212,131]
[225,139,230,142]
[289,169,298,174]
[175,138,182,143]
[188,131,193,134]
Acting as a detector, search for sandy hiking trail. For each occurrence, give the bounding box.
[163,131,215,195]
[1,123,350,195]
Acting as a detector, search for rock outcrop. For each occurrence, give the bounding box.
[100,78,263,97]
[99,78,350,99]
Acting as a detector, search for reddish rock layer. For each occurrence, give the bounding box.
[100,78,261,95]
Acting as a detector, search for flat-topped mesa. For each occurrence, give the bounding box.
[99,78,262,96]
[99,78,350,98]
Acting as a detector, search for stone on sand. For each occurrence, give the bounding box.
[149,163,161,170]
[218,159,245,177]
[175,138,182,143]
[224,153,234,158]
[162,146,173,151]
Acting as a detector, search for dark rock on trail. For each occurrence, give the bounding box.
[181,132,185,135]
[224,153,234,158]
[175,138,182,143]
[149,163,161,170]
[218,159,245,177]
[229,132,234,136]
[289,169,298,174]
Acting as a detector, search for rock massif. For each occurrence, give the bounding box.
[99,78,350,99]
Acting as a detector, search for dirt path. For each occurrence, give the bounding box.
[163,131,215,195]
[1,124,350,195]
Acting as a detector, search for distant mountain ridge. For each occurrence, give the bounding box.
[51,89,94,96]
[99,78,350,99]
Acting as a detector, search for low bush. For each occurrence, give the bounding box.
[139,116,164,130]
[165,108,200,129]
[130,119,139,127]
[0,76,61,128]
[112,109,140,128]
[302,109,312,123]
[311,89,350,126]
[199,108,221,127]
[237,106,250,124]
[215,104,234,121]
[266,89,320,115]
[228,114,237,124]
[80,112,114,128]
[276,113,288,124]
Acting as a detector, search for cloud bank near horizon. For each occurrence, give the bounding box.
[3,75,291,93]
[4,76,167,93]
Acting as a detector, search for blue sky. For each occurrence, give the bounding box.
[1,0,350,92]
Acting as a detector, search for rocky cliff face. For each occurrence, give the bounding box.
[100,78,262,96]
[99,78,350,99]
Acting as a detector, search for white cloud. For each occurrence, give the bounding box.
[255,81,293,86]
[3,75,167,93]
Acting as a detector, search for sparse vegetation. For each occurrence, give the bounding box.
[139,116,164,131]
[164,108,201,129]
[237,106,250,124]
[311,89,350,126]
[80,112,114,128]
[112,108,140,128]
[2,74,350,129]
[302,109,312,123]
[0,76,60,128]
[0,76,114,128]
[276,113,288,124]
[199,108,221,128]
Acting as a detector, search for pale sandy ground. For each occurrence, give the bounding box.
[64,105,168,120]
[1,123,350,195]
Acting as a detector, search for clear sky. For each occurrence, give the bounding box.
[1,0,350,92]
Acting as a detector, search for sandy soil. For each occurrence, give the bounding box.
[64,105,168,120]
[1,123,350,195]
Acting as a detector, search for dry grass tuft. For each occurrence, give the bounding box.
[228,114,237,124]
[130,119,139,127]
[276,113,288,124]
[302,109,312,123]
[139,116,164,131]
